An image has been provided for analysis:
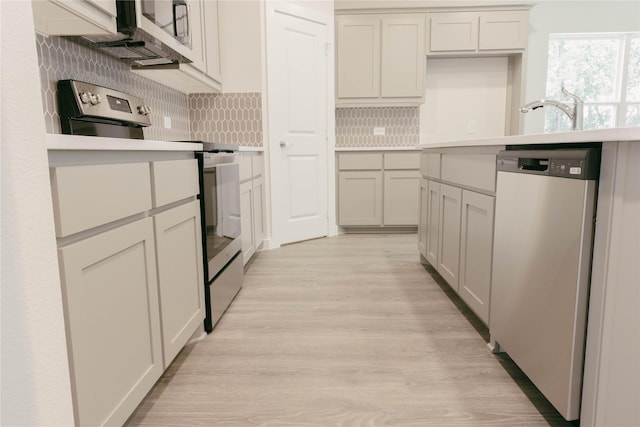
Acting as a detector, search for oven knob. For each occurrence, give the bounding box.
[138,105,151,116]
[89,93,101,105]
[79,91,90,104]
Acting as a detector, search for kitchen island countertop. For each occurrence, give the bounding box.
[418,127,640,149]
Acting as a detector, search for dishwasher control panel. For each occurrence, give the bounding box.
[497,148,600,180]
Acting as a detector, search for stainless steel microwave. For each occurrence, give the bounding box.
[73,0,196,66]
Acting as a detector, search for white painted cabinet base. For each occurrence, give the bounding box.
[58,218,163,427]
[154,201,205,368]
[458,190,494,324]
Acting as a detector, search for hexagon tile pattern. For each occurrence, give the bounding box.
[189,93,262,146]
[36,34,191,142]
[336,107,420,147]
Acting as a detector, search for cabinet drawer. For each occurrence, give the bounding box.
[50,162,152,237]
[441,154,496,192]
[151,159,199,207]
[338,153,383,170]
[384,152,420,170]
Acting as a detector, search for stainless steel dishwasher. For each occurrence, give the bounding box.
[490,148,600,421]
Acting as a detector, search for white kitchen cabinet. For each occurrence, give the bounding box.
[336,13,426,106]
[203,0,222,86]
[336,14,381,99]
[419,147,499,325]
[428,12,478,52]
[437,183,462,290]
[50,154,204,426]
[131,0,222,93]
[418,178,429,258]
[240,180,256,263]
[427,10,528,54]
[425,179,440,266]
[32,0,117,36]
[338,170,384,226]
[383,170,420,225]
[239,152,265,265]
[458,190,494,324]
[478,12,529,51]
[338,151,420,228]
[153,200,205,368]
[58,218,163,427]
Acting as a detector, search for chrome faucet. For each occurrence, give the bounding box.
[520,86,584,130]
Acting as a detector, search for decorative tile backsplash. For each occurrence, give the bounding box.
[336,107,420,147]
[188,93,262,146]
[36,34,191,141]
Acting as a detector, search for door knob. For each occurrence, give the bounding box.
[280,140,290,148]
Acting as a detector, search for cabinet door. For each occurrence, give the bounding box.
[338,171,383,226]
[383,170,420,225]
[240,180,255,264]
[437,183,462,290]
[425,180,440,266]
[252,176,265,251]
[428,12,479,52]
[336,15,381,99]
[58,218,163,427]
[381,14,426,98]
[154,201,205,367]
[459,190,494,325]
[478,12,528,50]
[32,0,117,35]
[203,0,222,84]
[418,178,429,258]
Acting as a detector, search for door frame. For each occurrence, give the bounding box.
[262,0,337,250]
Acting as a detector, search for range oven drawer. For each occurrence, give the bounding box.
[207,252,243,331]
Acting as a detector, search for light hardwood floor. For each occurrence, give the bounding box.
[127,234,574,426]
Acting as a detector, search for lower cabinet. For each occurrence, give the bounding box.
[438,183,462,289]
[50,157,203,426]
[420,177,494,325]
[58,218,163,427]
[338,171,383,226]
[153,200,205,368]
[239,153,265,265]
[458,190,494,324]
[337,151,420,228]
[240,180,256,263]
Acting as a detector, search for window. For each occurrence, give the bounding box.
[545,33,640,132]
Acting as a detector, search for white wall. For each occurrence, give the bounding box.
[218,0,263,93]
[523,1,640,134]
[0,1,74,425]
[420,57,509,143]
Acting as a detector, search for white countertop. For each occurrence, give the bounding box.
[335,146,420,151]
[46,134,203,151]
[418,127,640,149]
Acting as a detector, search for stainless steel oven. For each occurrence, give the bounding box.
[197,148,243,332]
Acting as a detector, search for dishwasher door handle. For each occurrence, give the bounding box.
[518,158,549,172]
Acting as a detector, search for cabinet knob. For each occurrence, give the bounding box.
[280,140,290,148]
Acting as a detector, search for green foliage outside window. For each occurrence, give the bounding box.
[545,33,640,132]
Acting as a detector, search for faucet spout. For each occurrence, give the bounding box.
[520,87,584,130]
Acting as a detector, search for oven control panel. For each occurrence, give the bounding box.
[57,80,152,127]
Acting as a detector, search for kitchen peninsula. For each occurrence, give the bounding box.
[417,127,640,427]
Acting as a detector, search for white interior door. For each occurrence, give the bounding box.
[267,7,328,246]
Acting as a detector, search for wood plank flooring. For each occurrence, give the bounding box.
[126,234,574,426]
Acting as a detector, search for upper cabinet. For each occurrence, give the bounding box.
[32,0,117,35]
[336,13,426,106]
[427,10,528,55]
[33,0,223,94]
[131,0,222,93]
